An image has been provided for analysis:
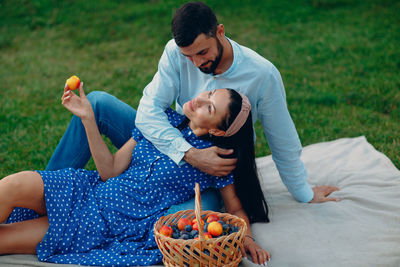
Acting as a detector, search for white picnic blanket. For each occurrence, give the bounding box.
[1,136,399,267]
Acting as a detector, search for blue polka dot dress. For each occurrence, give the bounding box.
[6,108,234,266]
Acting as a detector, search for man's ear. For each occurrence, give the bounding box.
[209,128,226,137]
[216,24,225,37]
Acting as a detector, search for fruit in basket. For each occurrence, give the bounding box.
[207,221,223,237]
[192,218,204,225]
[203,232,212,240]
[190,230,199,238]
[192,222,199,231]
[184,224,192,232]
[206,214,220,223]
[177,217,191,231]
[66,75,80,90]
[168,216,239,240]
[159,225,173,237]
[203,222,209,232]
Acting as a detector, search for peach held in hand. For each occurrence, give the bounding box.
[66,75,80,90]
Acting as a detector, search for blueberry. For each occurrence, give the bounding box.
[222,224,229,231]
[180,230,188,235]
[185,224,192,232]
[203,223,209,232]
[190,230,199,236]
[172,232,180,239]
[181,233,189,240]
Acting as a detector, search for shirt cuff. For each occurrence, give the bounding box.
[169,137,193,166]
[289,182,314,203]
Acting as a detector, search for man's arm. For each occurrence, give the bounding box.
[135,41,192,165]
[136,41,237,175]
[258,66,339,203]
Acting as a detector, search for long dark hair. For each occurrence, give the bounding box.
[209,89,269,223]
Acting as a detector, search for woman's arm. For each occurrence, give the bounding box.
[220,184,271,265]
[61,83,137,181]
[81,117,136,181]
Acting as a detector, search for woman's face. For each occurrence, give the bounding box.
[183,88,230,136]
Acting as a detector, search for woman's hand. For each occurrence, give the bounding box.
[242,235,271,265]
[61,82,94,121]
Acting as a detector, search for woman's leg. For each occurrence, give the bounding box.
[0,171,46,223]
[0,216,48,254]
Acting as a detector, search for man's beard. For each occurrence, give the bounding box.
[199,38,224,74]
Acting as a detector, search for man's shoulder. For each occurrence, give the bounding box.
[165,39,179,53]
[232,39,276,73]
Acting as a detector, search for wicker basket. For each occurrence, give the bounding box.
[154,183,247,267]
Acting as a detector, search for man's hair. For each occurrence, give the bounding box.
[171,2,218,47]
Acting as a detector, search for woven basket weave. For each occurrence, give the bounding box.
[154,183,247,267]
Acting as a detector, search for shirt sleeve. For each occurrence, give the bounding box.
[131,127,144,143]
[212,173,235,189]
[135,41,193,165]
[257,66,314,203]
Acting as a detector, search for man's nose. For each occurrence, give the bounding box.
[193,56,206,67]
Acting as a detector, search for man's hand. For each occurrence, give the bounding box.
[309,185,340,203]
[184,147,237,176]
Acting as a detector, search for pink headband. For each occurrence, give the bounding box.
[224,93,251,137]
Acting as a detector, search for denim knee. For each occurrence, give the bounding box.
[87,91,113,112]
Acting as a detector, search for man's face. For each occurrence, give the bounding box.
[179,34,224,74]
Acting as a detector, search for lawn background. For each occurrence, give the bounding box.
[0,0,399,178]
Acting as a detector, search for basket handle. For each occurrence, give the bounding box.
[194,183,205,242]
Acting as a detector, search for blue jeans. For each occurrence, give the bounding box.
[46,91,221,214]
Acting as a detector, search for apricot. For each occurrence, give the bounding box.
[207,221,223,237]
[191,218,204,231]
[66,75,80,90]
[206,214,220,223]
[177,217,191,231]
[192,218,204,226]
[159,225,173,237]
[203,232,212,240]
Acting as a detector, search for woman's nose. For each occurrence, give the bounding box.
[195,97,209,107]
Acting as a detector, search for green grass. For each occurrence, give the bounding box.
[1,0,399,178]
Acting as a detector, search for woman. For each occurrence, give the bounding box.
[0,84,270,266]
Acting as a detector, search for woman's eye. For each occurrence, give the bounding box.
[208,105,211,113]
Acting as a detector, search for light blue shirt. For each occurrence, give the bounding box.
[136,38,314,203]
